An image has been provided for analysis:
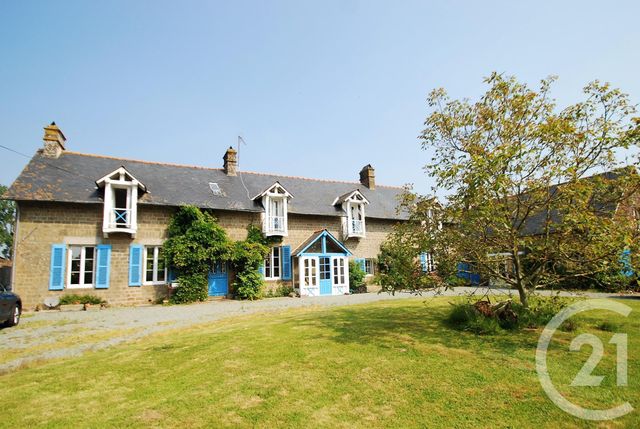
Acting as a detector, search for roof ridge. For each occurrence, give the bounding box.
[63,151,405,189]
[64,151,225,172]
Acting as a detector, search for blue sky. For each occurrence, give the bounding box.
[1,1,639,196]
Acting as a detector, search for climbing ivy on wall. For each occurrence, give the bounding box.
[163,207,269,303]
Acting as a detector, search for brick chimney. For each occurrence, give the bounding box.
[223,146,237,176]
[42,122,66,159]
[359,164,375,190]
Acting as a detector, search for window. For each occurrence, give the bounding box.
[97,167,146,236]
[421,253,435,273]
[302,257,318,287]
[319,257,331,281]
[332,257,346,286]
[364,259,375,275]
[68,246,95,288]
[337,190,369,239]
[264,246,281,279]
[144,246,166,284]
[254,182,291,236]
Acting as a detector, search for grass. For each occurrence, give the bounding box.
[1,297,639,428]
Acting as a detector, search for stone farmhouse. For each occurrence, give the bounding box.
[5,124,408,309]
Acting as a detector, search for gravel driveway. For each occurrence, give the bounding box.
[0,287,632,374]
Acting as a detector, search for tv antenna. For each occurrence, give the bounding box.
[237,135,247,167]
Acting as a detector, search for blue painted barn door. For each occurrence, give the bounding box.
[208,261,228,296]
[319,256,332,295]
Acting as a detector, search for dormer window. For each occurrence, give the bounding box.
[253,182,292,236]
[96,166,146,238]
[334,190,369,239]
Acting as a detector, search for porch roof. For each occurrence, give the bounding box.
[293,229,352,257]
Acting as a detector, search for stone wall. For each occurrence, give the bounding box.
[13,201,397,309]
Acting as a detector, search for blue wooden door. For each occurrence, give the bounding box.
[319,256,332,295]
[208,261,228,296]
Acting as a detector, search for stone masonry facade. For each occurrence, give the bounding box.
[13,201,397,310]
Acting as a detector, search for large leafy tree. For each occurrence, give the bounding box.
[416,73,640,307]
[0,185,16,259]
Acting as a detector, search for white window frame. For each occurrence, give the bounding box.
[66,245,95,289]
[424,253,435,273]
[143,246,167,285]
[264,246,282,280]
[338,190,369,239]
[332,257,347,287]
[98,167,144,238]
[364,258,375,276]
[254,182,292,237]
[300,256,319,289]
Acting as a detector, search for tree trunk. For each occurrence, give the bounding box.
[512,249,529,309]
[516,284,529,309]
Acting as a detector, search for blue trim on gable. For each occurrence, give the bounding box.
[296,230,352,257]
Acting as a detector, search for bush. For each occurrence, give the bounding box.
[164,207,269,304]
[234,270,264,300]
[265,284,295,298]
[596,321,619,332]
[447,295,575,334]
[517,294,573,328]
[349,260,366,293]
[447,303,500,335]
[229,236,269,300]
[170,273,208,304]
[59,294,105,305]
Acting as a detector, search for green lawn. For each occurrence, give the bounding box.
[2,297,639,428]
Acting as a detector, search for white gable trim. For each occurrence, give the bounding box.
[251,181,293,201]
[96,166,146,192]
[332,189,370,206]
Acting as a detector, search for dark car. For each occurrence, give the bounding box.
[0,284,21,327]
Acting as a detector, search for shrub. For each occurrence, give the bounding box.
[164,207,269,303]
[349,260,366,293]
[265,284,295,298]
[596,321,619,332]
[229,236,269,300]
[234,270,264,300]
[170,273,208,304]
[446,302,500,335]
[447,295,575,334]
[59,294,105,305]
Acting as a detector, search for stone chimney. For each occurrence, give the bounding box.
[359,164,375,190]
[42,122,66,159]
[223,146,238,176]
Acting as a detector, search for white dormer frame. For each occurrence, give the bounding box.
[96,166,146,238]
[252,182,292,237]
[334,190,369,239]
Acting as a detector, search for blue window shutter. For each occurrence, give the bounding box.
[281,245,292,280]
[129,244,143,286]
[49,244,66,291]
[168,268,177,283]
[355,258,366,272]
[259,263,265,277]
[620,249,634,277]
[420,253,427,272]
[95,244,112,289]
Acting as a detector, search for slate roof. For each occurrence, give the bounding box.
[517,169,634,236]
[5,151,408,220]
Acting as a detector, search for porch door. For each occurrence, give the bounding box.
[319,256,332,295]
[300,256,319,295]
[208,261,228,296]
